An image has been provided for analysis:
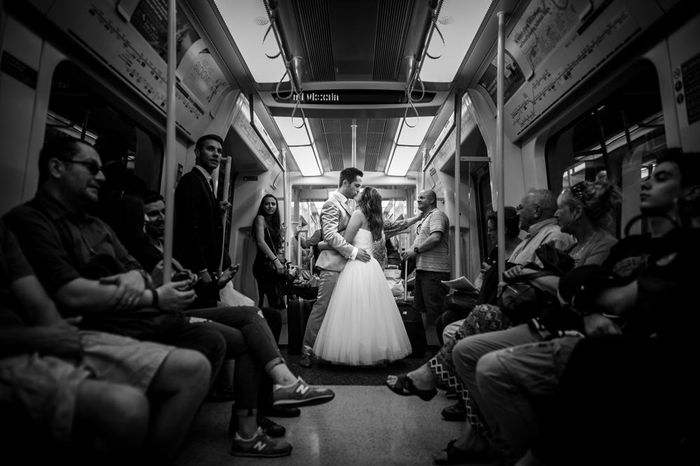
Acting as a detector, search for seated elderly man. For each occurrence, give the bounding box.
[0,220,210,465]
[4,136,227,383]
[5,136,334,458]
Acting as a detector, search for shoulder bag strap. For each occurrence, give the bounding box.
[264,225,278,256]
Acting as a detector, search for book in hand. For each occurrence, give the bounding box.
[441,276,478,293]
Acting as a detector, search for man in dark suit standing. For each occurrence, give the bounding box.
[174,134,231,307]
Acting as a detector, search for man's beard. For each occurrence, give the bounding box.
[146,223,164,242]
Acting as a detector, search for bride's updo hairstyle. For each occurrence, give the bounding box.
[358,187,384,241]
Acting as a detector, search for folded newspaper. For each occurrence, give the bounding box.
[441,276,478,293]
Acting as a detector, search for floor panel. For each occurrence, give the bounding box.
[178,385,469,466]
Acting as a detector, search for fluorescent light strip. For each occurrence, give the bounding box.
[213,0,288,83]
[419,0,492,83]
[236,94,251,122]
[397,116,434,146]
[273,116,321,176]
[386,116,434,176]
[429,113,454,158]
[273,116,312,146]
[386,145,419,176]
[288,145,321,176]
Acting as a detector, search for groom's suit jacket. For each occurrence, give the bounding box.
[314,191,356,272]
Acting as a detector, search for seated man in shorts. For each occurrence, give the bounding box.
[0,220,210,465]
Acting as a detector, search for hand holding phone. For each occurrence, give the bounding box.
[217,264,240,288]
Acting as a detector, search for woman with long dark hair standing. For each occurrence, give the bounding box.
[252,194,286,309]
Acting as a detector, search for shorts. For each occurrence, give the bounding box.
[0,330,174,444]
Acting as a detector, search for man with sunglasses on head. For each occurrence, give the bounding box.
[4,135,227,395]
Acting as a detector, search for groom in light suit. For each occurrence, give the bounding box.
[300,167,371,367]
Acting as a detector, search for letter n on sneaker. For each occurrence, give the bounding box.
[272,377,335,408]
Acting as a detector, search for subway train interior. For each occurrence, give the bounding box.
[1,0,699,465]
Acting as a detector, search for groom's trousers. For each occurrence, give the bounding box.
[303,268,340,352]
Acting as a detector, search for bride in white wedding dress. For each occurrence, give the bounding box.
[313,187,412,366]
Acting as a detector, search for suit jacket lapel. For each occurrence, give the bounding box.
[193,168,217,203]
[334,192,352,217]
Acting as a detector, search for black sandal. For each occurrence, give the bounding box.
[385,374,437,401]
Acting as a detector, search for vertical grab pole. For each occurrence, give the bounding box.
[162,0,177,284]
[351,119,357,168]
[219,156,232,272]
[283,148,292,264]
[454,90,462,278]
[496,11,506,282]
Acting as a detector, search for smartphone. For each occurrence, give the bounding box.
[172,271,191,283]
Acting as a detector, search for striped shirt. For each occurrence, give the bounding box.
[508,218,575,266]
[414,208,450,273]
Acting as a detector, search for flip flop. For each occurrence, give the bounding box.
[385,374,437,401]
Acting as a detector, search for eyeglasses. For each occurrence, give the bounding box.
[63,159,103,175]
[569,182,587,203]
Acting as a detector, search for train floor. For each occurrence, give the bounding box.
[176,321,502,465]
[177,385,491,466]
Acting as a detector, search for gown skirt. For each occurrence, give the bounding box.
[313,229,412,365]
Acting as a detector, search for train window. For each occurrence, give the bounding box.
[45,61,164,192]
[545,61,666,236]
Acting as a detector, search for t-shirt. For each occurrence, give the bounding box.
[5,190,186,338]
[508,218,576,266]
[414,208,450,273]
[0,221,34,328]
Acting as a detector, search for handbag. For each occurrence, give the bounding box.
[497,270,557,324]
[535,242,575,276]
[219,281,256,307]
[263,226,285,274]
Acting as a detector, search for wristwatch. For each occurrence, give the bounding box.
[413,246,420,255]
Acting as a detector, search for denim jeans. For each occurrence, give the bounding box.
[185,306,283,410]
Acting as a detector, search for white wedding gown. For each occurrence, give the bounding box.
[313,229,412,365]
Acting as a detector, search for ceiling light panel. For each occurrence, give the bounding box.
[273,116,311,146]
[289,145,322,176]
[420,0,492,83]
[397,116,435,146]
[386,145,419,176]
[213,0,287,83]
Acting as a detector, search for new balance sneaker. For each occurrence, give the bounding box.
[273,377,335,407]
[230,428,292,458]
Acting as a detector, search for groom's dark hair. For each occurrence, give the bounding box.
[339,167,363,187]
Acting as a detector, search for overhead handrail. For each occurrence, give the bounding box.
[425,23,445,60]
[262,23,282,59]
[263,0,319,174]
[263,0,303,100]
[400,0,442,131]
[405,0,443,103]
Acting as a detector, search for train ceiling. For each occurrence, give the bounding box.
[197,0,498,174]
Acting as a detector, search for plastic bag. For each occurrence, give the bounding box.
[219,281,255,307]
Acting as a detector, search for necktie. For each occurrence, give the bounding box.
[208,178,215,194]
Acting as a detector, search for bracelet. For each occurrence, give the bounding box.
[150,287,159,308]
